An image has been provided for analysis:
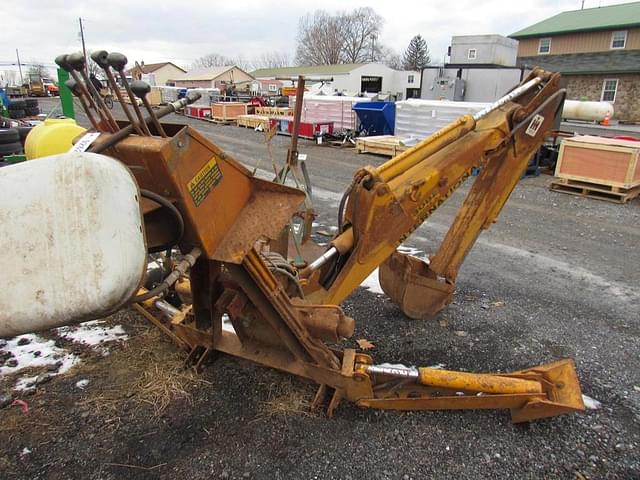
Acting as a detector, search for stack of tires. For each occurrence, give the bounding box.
[7,99,40,119]
[1,125,31,154]
[0,128,24,166]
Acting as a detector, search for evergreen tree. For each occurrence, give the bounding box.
[402,35,430,70]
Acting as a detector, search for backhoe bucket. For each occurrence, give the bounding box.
[379,251,454,319]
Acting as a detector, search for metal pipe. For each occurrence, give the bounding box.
[90,50,144,135]
[287,75,305,167]
[88,93,201,153]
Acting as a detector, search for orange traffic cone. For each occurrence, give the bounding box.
[601,113,610,126]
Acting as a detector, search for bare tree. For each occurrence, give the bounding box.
[27,62,50,79]
[380,46,403,70]
[192,53,234,69]
[341,7,383,63]
[253,51,291,69]
[296,11,346,65]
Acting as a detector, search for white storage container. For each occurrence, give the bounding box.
[394,99,490,139]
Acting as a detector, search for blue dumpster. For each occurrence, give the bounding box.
[352,102,396,136]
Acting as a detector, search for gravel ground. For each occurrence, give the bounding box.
[0,98,638,479]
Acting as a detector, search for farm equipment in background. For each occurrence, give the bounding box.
[0,50,585,423]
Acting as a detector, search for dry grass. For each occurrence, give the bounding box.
[79,315,211,419]
[255,376,316,419]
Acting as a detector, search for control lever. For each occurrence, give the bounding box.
[90,50,144,135]
[66,52,119,132]
[63,78,101,131]
[106,52,152,135]
[130,80,167,137]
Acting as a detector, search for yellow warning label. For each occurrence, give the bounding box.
[187,157,223,206]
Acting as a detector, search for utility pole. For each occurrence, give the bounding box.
[15,48,24,84]
[79,17,89,78]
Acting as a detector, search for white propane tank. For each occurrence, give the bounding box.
[562,100,614,121]
[0,152,147,337]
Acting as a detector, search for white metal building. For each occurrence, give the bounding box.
[251,64,422,99]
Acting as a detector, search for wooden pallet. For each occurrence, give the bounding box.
[550,178,640,204]
[236,114,269,129]
[255,106,292,116]
[355,136,409,157]
[205,117,233,125]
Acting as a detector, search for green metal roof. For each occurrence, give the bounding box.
[250,64,366,78]
[510,1,640,38]
[517,50,640,74]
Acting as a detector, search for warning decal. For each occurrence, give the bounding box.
[187,157,223,206]
[525,114,545,137]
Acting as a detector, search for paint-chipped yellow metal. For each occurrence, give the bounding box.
[103,67,583,422]
[303,69,564,321]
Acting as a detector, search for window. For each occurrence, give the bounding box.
[268,83,278,92]
[468,48,477,60]
[601,79,618,103]
[611,31,627,49]
[538,38,551,54]
[408,74,414,84]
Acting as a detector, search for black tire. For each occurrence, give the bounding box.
[0,142,23,156]
[8,100,26,111]
[9,109,26,119]
[25,107,40,116]
[0,129,19,144]
[17,126,32,142]
[25,98,38,108]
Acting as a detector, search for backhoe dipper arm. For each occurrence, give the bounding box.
[302,69,564,317]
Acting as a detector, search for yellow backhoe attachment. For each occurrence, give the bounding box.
[7,52,584,424]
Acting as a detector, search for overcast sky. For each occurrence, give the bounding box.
[2,0,636,75]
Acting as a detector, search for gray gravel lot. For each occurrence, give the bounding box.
[3,98,638,479]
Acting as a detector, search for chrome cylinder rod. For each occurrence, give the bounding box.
[472,77,542,121]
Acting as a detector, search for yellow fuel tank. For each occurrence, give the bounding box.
[24,118,86,160]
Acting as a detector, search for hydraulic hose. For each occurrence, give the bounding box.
[140,189,184,254]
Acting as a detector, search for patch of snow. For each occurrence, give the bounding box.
[57,320,128,348]
[0,334,78,377]
[2,321,129,391]
[361,268,384,294]
[76,379,90,389]
[582,394,602,410]
[222,314,236,333]
[15,375,39,391]
[21,448,31,456]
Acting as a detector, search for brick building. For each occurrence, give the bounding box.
[510,2,640,121]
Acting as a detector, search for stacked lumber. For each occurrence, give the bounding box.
[551,135,640,203]
[355,135,409,157]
